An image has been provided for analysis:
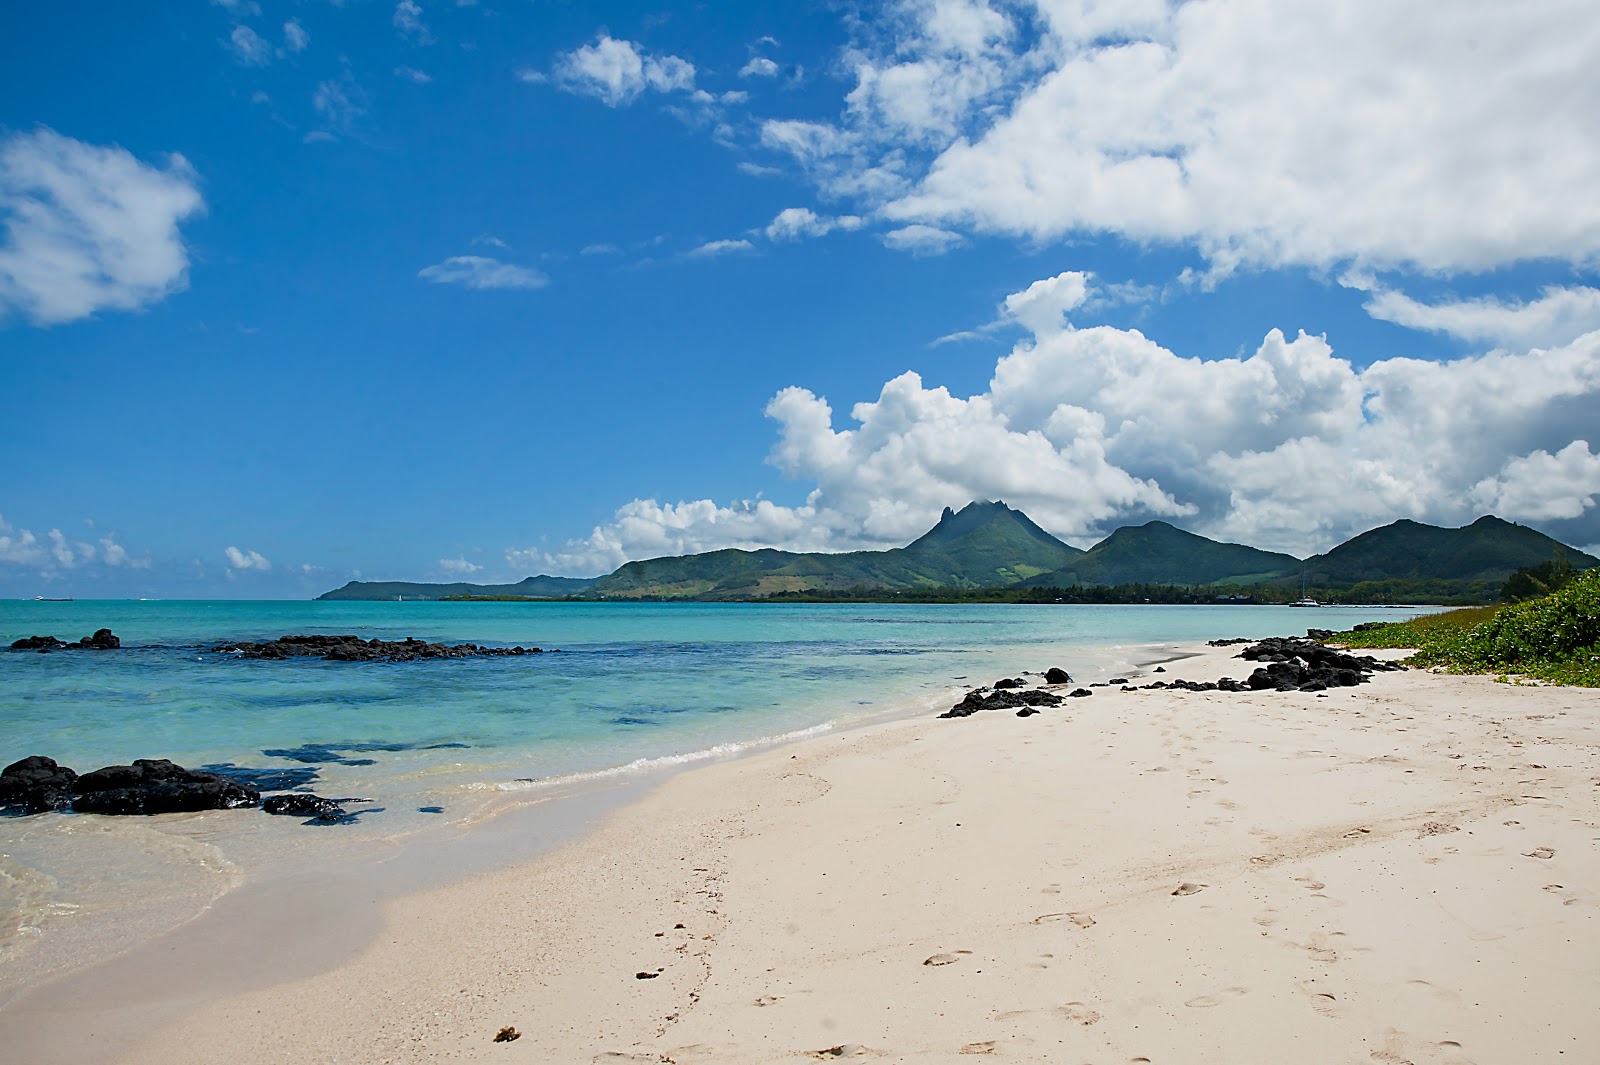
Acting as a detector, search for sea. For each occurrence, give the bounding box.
[0,598,1427,1008]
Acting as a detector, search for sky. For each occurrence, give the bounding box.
[2,0,1599,598]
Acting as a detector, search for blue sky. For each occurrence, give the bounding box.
[3,1,1599,597]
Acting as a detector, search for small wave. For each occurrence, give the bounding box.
[479,720,838,792]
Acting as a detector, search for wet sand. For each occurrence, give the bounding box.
[16,643,1600,1063]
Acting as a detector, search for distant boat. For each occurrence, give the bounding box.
[1289,597,1322,608]
[34,596,74,602]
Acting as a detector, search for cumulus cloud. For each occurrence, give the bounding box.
[764,207,863,242]
[0,128,205,327]
[755,0,1600,276]
[552,35,695,107]
[1363,285,1600,350]
[740,57,779,79]
[523,270,1600,574]
[225,546,271,571]
[417,255,548,289]
[438,557,481,575]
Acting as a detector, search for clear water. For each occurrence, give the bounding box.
[0,598,1424,995]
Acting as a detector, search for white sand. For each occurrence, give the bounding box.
[24,645,1600,1063]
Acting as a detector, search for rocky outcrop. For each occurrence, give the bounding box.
[0,756,79,813]
[939,686,1065,719]
[1141,637,1403,694]
[9,629,121,652]
[71,759,260,815]
[213,635,543,662]
[1044,667,1073,684]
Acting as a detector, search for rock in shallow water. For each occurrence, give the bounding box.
[71,759,260,815]
[0,755,79,813]
[262,793,347,822]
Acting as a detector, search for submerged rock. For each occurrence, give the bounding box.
[214,634,543,662]
[0,755,78,814]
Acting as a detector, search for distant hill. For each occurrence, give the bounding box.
[587,501,1084,599]
[315,508,1599,604]
[316,574,597,601]
[1029,520,1300,587]
[1297,515,1598,586]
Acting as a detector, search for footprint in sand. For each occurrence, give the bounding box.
[754,995,782,1007]
[1031,912,1095,927]
[1524,846,1556,859]
[924,951,973,966]
[959,1041,997,1055]
[1298,980,1344,1018]
[1185,987,1246,1008]
[1058,1001,1102,1025]
[1171,881,1207,896]
[810,1044,881,1059]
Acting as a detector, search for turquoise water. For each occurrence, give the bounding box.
[0,599,1424,996]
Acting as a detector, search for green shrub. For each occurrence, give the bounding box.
[1335,570,1600,687]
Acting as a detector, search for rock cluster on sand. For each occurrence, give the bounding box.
[9,628,121,651]
[1144,637,1403,694]
[213,634,543,661]
[939,687,1065,718]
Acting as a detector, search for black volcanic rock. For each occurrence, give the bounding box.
[0,756,78,813]
[10,630,121,652]
[1044,667,1072,684]
[72,759,259,815]
[939,686,1065,718]
[213,635,543,662]
[262,793,347,822]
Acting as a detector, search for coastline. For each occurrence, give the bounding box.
[10,639,1595,1064]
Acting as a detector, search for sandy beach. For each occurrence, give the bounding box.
[10,641,1600,1064]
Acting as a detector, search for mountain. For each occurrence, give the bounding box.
[1029,520,1301,587]
[316,574,597,601]
[586,500,1084,599]
[1298,516,1598,586]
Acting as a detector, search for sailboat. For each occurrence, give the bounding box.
[1289,574,1320,608]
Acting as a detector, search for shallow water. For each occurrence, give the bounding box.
[0,599,1421,998]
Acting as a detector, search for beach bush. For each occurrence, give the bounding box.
[1336,570,1600,686]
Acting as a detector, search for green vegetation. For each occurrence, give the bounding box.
[1294,515,1595,590]
[1028,521,1299,588]
[1500,558,1581,602]
[1336,570,1600,686]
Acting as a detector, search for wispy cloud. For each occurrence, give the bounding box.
[686,238,754,259]
[764,207,862,242]
[282,19,309,54]
[418,255,548,289]
[881,224,962,256]
[394,0,433,44]
[227,24,273,67]
[1360,284,1600,350]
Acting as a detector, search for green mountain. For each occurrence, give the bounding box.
[1298,515,1598,586]
[586,500,1084,599]
[1030,520,1301,587]
[316,574,597,601]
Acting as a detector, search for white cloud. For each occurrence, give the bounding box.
[394,66,432,83]
[881,224,962,255]
[552,35,695,107]
[224,546,271,571]
[1471,441,1600,522]
[438,557,481,576]
[764,207,863,242]
[740,57,779,79]
[0,128,204,327]
[686,238,754,259]
[417,255,548,289]
[283,19,309,54]
[470,233,507,248]
[394,0,432,44]
[528,270,1600,573]
[227,25,273,66]
[1363,285,1600,350]
[580,242,621,256]
[762,0,1600,276]
[312,73,367,134]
